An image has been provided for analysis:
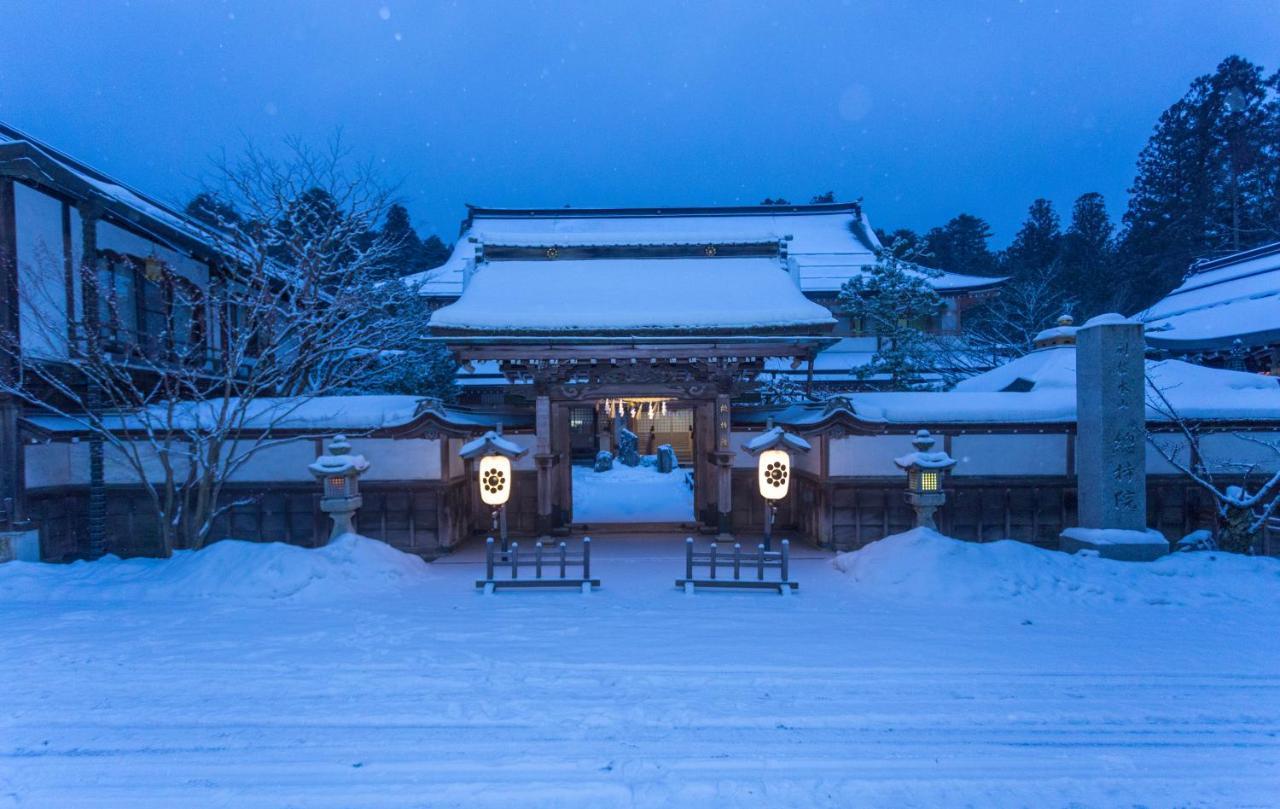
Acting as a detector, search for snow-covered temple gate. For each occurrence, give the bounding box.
[445,338,832,535]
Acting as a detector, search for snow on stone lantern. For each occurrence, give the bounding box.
[894,429,956,531]
[742,420,811,550]
[459,426,528,551]
[308,434,370,542]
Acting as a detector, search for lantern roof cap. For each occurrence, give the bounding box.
[742,424,811,456]
[308,434,371,477]
[893,430,956,471]
[459,429,528,460]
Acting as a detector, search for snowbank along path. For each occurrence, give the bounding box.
[1,530,1278,808]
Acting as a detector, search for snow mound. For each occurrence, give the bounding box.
[0,534,431,602]
[833,528,1280,607]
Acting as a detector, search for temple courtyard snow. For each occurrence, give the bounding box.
[2,532,1278,808]
[571,462,695,524]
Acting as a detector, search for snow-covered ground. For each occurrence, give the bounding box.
[572,461,694,523]
[2,530,1279,808]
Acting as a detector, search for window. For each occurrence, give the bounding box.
[96,250,205,361]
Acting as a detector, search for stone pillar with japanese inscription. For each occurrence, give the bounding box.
[713,393,733,537]
[1061,314,1166,560]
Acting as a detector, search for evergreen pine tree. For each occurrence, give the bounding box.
[380,203,423,278]
[1059,192,1118,317]
[923,214,999,276]
[838,246,945,391]
[874,227,922,258]
[419,234,450,269]
[185,192,242,230]
[1002,199,1062,280]
[1119,55,1280,310]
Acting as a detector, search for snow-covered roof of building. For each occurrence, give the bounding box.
[405,203,1004,299]
[0,121,232,261]
[1139,241,1280,352]
[21,396,528,438]
[739,343,1280,428]
[429,255,836,336]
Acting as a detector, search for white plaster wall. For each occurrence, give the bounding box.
[346,438,441,481]
[24,443,74,489]
[15,183,69,359]
[1145,435,1188,475]
[509,434,537,471]
[793,437,822,476]
[828,434,918,477]
[226,439,318,483]
[951,434,1067,476]
[1201,432,1280,474]
[728,432,756,469]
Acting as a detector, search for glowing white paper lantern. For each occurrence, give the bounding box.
[478,455,513,507]
[756,448,791,501]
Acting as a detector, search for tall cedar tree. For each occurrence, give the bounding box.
[1059,192,1118,318]
[923,214,1000,276]
[838,243,945,391]
[874,227,923,258]
[1002,199,1062,281]
[1120,55,1280,310]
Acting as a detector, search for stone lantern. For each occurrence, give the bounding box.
[308,434,370,542]
[459,426,528,550]
[742,420,811,550]
[894,429,956,530]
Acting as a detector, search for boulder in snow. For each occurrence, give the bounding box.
[593,451,614,472]
[656,444,678,473]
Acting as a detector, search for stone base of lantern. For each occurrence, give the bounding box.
[320,495,363,542]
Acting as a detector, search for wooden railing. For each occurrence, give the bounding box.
[677,537,797,595]
[475,537,599,594]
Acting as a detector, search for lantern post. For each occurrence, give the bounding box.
[742,419,811,551]
[894,429,957,530]
[307,434,370,543]
[459,425,528,551]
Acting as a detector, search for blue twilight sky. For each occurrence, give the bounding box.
[1,1,1278,246]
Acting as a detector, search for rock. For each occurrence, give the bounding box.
[1059,527,1169,561]
[617,428,640,467]
[593,451,614,472]
[1176,529,1217,553]
[656,444,678,473]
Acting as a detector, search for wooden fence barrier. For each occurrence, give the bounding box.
[676,537,797,595]
[475,537,600,594]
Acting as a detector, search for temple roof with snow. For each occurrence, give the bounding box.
[0,121,229,261]
[407,202,1004,302]
[1140,241,1280,354]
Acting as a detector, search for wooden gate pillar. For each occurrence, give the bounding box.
[713,394,734,538]
[534,394,555,538]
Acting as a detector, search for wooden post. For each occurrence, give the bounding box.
[781,539,790,582]
[685,537,694,580]
[485,537,495,580]
[534,394,553,537]
[0,179,23,529]
[582,537,591,580]
[715,393,732,537]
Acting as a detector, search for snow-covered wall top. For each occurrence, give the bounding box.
[428,256,836,334]
[406,205,1002,298]
[1139,241,1280,350]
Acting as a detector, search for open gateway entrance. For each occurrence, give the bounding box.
[568,399,696,525]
